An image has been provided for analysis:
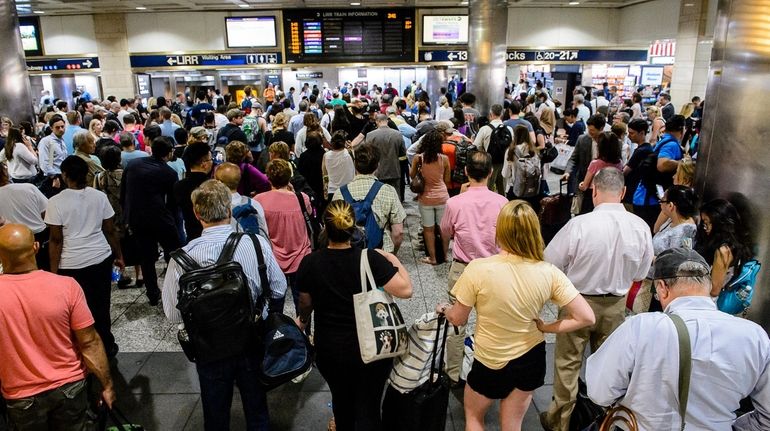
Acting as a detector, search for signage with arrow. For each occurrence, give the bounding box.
[130,53,282,68]
[26,57,100,72]
[419,49,648,63]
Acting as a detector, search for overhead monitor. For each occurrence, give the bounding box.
[225,16,277,48]
[422,15,468,45]
[19,16,43,56]
[283,9,415,64]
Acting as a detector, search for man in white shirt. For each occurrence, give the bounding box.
[573,94,591,124]
[541,167,653,431]
[0,162,49,269]
[587,248,770,431]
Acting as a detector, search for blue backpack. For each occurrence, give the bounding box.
[340,181,385,249]
[717,259,761,315]
[231,196,262,236]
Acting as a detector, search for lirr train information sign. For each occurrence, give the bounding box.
[129,53,281,68]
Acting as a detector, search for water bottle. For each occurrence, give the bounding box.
[111,266,121,287]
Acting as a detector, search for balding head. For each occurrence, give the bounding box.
[214,162,241,191]
[0,224,38,273]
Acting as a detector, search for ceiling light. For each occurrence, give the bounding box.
[238,4,250,7]
[33,10,44,13]
[135,6,147,10]
[350,2,361,5]
[459,0,468,4]
[569,1,580,4]
[684,2,695,5]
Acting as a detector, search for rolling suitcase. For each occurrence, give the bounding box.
[539,180,572,244]
[382,317,450,431]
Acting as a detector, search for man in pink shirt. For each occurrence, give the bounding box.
[440,151,508,383]
[0,224,115,429]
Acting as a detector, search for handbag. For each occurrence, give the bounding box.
[254,312,314,390]
[382,316,451,431]
[354,249,409,363]
[717,259,760,315]
[99,405,144,431]
[410,165,425,194]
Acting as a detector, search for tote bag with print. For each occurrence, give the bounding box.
[354,249,409,364]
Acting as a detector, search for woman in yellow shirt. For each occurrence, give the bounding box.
[438,200,595,431]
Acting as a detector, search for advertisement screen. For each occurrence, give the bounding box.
[225,17,277,48]
[19,17,43,56]
[422,15,468,45]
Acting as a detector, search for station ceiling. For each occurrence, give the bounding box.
[16,0,654,16]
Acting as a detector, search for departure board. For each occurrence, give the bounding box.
[284,9,415,64]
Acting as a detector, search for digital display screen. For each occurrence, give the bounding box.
[19,17,43,56]
[422,15,468,45]
[283,9,415,64]
[225,17,277,48]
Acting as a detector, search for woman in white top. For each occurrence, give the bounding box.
[435,96,454,121]
[295,113,332,157]
[322,131,355,201]
[0,127,38,182]
[46,155,124,357]
[501,125,539,201]
[646,105,666,143]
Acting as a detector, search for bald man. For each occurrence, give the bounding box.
[0,224,115,429]
[215,162,269,239]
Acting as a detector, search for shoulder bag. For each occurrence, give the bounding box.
[410,157,425,194]
[354,249,409,363]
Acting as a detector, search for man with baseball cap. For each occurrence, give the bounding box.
[585,248,770,431]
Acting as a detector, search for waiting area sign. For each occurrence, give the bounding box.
[130,53,282,68]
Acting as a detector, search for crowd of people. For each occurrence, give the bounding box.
[0,75,767,431]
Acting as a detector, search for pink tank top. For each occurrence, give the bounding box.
[418,155,449,206]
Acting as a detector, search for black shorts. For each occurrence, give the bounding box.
[467,342,546,399]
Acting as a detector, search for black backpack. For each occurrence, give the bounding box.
[637,139,676,202]
[451,141,477,185]
[487,124,512,164]
[401,113,418,128]
[171,232,261,364]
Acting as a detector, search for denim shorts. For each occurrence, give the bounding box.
[418,203,446,227]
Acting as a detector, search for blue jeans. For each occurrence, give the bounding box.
[196,353,269,431]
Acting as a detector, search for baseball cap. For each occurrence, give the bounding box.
[190,126,208,140]
[435,120,456,134]
[653,248,710,280]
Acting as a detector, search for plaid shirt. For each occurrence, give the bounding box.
[332,174,406,252]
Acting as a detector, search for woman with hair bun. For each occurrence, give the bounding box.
[295,200,412,431]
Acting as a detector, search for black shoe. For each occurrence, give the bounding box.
[147,292,160,306]
[135,279,145,288]
[117,275,134,289]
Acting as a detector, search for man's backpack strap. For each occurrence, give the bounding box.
[295,191,314,240]
[216,232,243,266]
[247,232,271,316]
[340,184,354,203]
[170,249,200,273]
[363,181,384,206]
[666,313,692,431]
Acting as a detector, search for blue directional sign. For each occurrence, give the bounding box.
[419,49,648,63]
[129,52,282,68]
[26,57,100,72]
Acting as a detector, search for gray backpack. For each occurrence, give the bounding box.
[512,147,541,198]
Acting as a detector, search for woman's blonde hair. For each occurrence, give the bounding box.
[273,112,289,131]
[268,141,290,160]
[89,119,102,135]
[324,200,356,243]
[679,102,695,118]
[539,107,556,135]
[674,157,695,187]
[646,105,660,118]
[225,141,249,163]
[496,200,544,261]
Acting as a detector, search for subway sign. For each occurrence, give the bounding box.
[419,49,648,63]
[26,57,100,72]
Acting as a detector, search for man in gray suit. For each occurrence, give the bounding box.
[562,114,606,214]
[363,114,407,200]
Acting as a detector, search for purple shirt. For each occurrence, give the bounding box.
[237,163,270,196]
[440,186,508,263]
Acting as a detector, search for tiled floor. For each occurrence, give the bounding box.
[107,174,566,430]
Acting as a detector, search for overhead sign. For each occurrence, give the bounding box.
[26,57,99,72]
[419,49,649,63]
[136,74,151,97]
[129,53,282,68]
[297,72,323,79]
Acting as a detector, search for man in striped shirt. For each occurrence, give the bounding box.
[162,179,286,430]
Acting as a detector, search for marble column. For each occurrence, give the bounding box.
[670,0,715,106]
[0,0,35,124]
[466,0,508,116]
[93,13,135,98]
